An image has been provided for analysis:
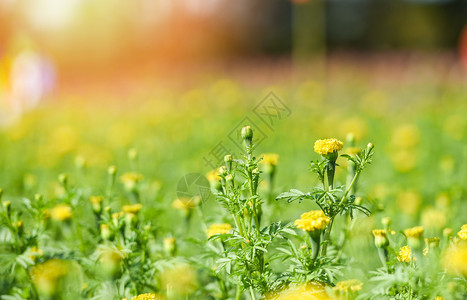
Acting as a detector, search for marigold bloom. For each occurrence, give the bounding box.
[51,204,72,221]
[90,196,103,212]
[397,245,413,263]
[457,224,467,240]
[30,259,68,295]
[130,294,161,300]
[333,279,363,293]
[122,203,143,214]
[404,226,424,239]
[260,153,280,166]
[172,197,200,211]
[206,223,232,238]
[314,138,344,155]
[266,282,329,300]
[294,210,330,232]
[162,264,197,295]
[120,172,144,190]
[442,243,467,276]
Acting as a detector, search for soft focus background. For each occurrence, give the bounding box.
[0,0,467,296]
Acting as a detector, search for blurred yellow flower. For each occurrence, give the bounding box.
[30,259,68,296]
[122,203,143,214]
[421,208,446,229]
[339,117,367,141]
[172,197,200,211]
[295,210,330,232]
[49,126,79,156]
[396,191,421,215]
[28,246,43,261]
[397,245,413,263]
[90,196,103,213]
[120,172,144,191]
[333,279,363,293]
[442,243,467,276]
[404,226,424,239]
[314,138,344,155]
[162,263,197,295]
[266,282,329,300]
[260,153,279,167]
[51,204,72,221]
[390,150,417,173]
[391,124,420,149]
[206,223,232,238]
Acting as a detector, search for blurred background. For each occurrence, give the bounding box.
[0,0,466,226]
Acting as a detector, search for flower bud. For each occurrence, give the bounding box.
[58,173,68,187]
[128,148,138,161]
[34,193,43,202]
[224,155,233,172]
[108,165,117,176]
[367,142,375,151]
[163,237,177,256]
[372,229,389,248]
[75,155,87,170]
[2,200,11,214]
[241,126,253,147]
[90,196,103,214]
[443,228,453,237]
[100,224,111,240]
[355,197,363,205]
[381,217,391,227]
[219,166,228,177]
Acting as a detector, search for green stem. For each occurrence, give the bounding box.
[338,170,360,207]
[235,285,242,300]
[249,286,257,300]
[321,218,334,256]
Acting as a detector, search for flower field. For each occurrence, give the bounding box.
[0,69,466,300]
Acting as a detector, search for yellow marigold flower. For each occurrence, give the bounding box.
[442,243,467,276]
[172,197,200,211]
[30,259,68,296]
[120,172,144,191]
[206,223,232,238]
[372,229,389,248]
[260,153,280,166]
[391,124,420,149]
[457,224,467,240]
[421,208,446,229]
[205,168,220,182]
[345,147,361,156]
[396,191,421,215]
[130,294,161,300]
[122,203,143,214]
[266,282,329,300]
[50,204,72,221]
[404,226,424,239]
[435,296,445,300]
[397,245,413,263]
[90,196,103,213]
[294,210,330,232]
[333,279,363,293]
[314,138,344,155]
[161,263,197,295]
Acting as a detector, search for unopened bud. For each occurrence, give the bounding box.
[75,156,87,170]
[241,126,253,147]
[382,217,391,227]
[219,166,228,177]
[163,237,177,256]
[100,224,111,240]
[58,174,68,187]
[372,229,389,248]
[367,142,374,151]
[108,165,117,176]
[34,194,43,202]
[224,155,233,172]
[128,148,138,161]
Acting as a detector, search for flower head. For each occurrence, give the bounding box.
[90,196,103,213]
[314,138,344,155]
[457,224,467,240]
[172,197,200,211]
[397,245,413,263]
[404,226,424,239]
[207,223,232,238]
[122,203,143,215]
[442,243,467,276]
[260,153,279,167]
[266,282,329,300]
[120,172,144,191]
[130,294,161,300]
[30,259,69,296]
[294,210,330,232]
[333,279,363,293]
[51,204,72,221]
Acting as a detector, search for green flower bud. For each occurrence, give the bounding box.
[58,174,68,187]
[367,142,375,151]
[128,148,138,161]
[241,126,253,147]
[34,193,43,202]
[219,166,228,177]
[108,165,117,176]
[163,237,177,256]
[224,155,233,172]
